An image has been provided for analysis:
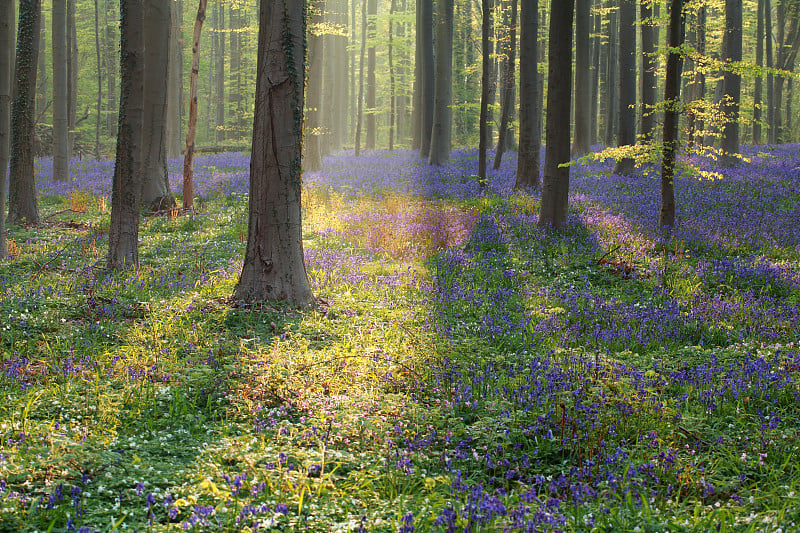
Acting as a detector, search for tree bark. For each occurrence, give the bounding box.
[688,4,705,148]
[721,0,741,164]
[766,0,774,143]
[515,0,539,189]
[166,0,182,157]
[366,0,376,149]
[235,0,312,306]
[754,0,764,144]
[428,0,454,165]
[603,1,617,147]
[305,0,324,170]
[494,0,517,168]
[418,0,434,159]
[93,0,102,158]
[106,0,144,270]
[7,0,41,226]
[213,2,224,143]
[613,0,636,175]
[388,0,396,150]
[640,0,657,143]
[182,0,208,210]
[572,0,591,156]
[67,0,76,157]
[478,0,493,183]
[0,0,13,258]
[52,0,69,182]
[355,0,366,156]
[660,0,684,229]
[141,0,175,211]
[538,0,573,229]
[590,1,600,144]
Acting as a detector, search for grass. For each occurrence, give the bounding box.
[1,148,800,531]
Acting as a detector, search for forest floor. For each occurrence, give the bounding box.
[1,147,800,531]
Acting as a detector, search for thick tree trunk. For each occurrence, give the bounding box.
[494,0,517,168]
[213,2,224,143]
[515,0,539,189]
[640,0,657,143]
[305,0,324,170]
[661,0,684,229]
[0,0,13,258]
[166,0,182,157]
[754,0,764,144]
[106,0,144,270]
[37,9,46,125]
[419,0,434,159]
[603,2,617,147]
[366,0,376,149]
[52,0,69,182]
[572,0,591,156]
[182,0,208,210]
[478,0,493,183]
[141,0,175,211]
[428,0,454,165]
[613,0,636,175]
[235,0,312,306]
[7,0,41,226]
[538,0,573,229]
[721,0,741,164]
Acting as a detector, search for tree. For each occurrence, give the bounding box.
[166,0,182,157]
[182,0,209,210]
[754,0,765,144]
[603,1,618,147]
[52,0,69,182]
[494,0,518,167]
[478,0,493,183]
[366,0,376,149]
[93,0,102,158]
[688,4,705,148]
[572,0,591,156]
[428,0,454,165]
[235,0,313,306]
[106,0,144,269]
[640,0,657,143]
[141,0,175,211]
[613,0,636,175]
[213,2,225,144]
[355,0,366,155]
[418,0,434,159]
[305,0,324,170]
[515,0,539,189]
[720,0,741,164]
[538,0,573,228]
[7,0,41,227]
[660,0,684,229]
[0,0,13,258]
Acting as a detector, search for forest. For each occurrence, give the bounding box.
[1,0,800,530]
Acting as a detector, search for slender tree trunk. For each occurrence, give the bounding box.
[106,0,144,269]
[93,0,101,158]
[494,0,517,168]
[613,0,635,175]
[590,1,600,144]
[478,0,494,183]
[366,0,376,149]
[7,0,41,226]
[355,0,367,156]
[419,0,434,159]
[766,0,774,143]
[661,0,684,229]
[538,0,573,229]
[754,0,764,144]
[515,0,539,189]
[786,76,793,141]
[37,9,46,127]
[229,6,241,138]
[721,0,741,164]
[214,2,224,143]
[689,4,705,149]
[640,0,657,143]
[352,0,358,145]
[141,0,174,211]
[388,0,396,150]
[604,2,617,147]
[0,0,13,257]
[67,0,76,157]
[166,0,182,157]
[428,0,454,165]
[572,0,591,156]
[305,0,324,170]
[104,0,117,137]
[182,0,208,210]
[52,0,69,182]
[235,0,312,306]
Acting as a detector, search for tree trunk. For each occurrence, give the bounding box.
[613,0,635,175]
[590,1,600,144]
[660,0,684,229]
[0,0,13,258]
[104,0,117,137]
[478,0,493,183]
[305,0,324,170]
[106,0,144,270]
[766,0,774,143]
[182,0,208,210]
[428,0,454,165]
[229,6,241,138]
[7,0,41,226]
[603,2,617,147]
[419,0,434,159]
[141,0,175,211]
[67,0,76,157]
[494,0,517,168]
[572,0,591,156]
[754,0,764,144]
[36,9,46,126]
[640,0,657,143]
[166,0,182,157]
[366,0,376,149]
[538,0,573,229]
[235,0,312,306]
[355,0,366,156]
[53,0,69,182]
[515,0,539,189]
[388,0,396,150]
[93,0,101,158]
[786,76,793,141]
[689,4,705,148]
[721,0,741,164]
[213,2,224,143]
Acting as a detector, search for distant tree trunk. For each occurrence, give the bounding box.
[766,0,774,143]
[106,0,144,269]
[603,2,617,147]
[182,0,208,210]
[67,0,76,156]
[661,0,684,229]
[613,0,635,175]
[37,9,46,125]
[7,0,41,226]
[754,0,764,144]
[0,0,13,258]
[478,0,493,183]
[235,0,312,306]
[141,0,174,211]
[515,0,539,189]
[166,0,182,157]
[355,0,366,156]
[428,0,454,165]
[93,0,101,158]
[538,0,573,229]
[494,0,517,168]
[689,4,705,148]
[388,0,396,150]
[786,76,793,140]
[720,0,741,165]
[572,0,591,157]
[104,0,117,137]
[366,0,376,149]
[305,0,324,170]
[53,0,69,182]
[352,0,358,145]
[229,6,241,138]
[419,0,434,159]
[213,2,224,143]
[590,1,600,144]
[640,0,657,143]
